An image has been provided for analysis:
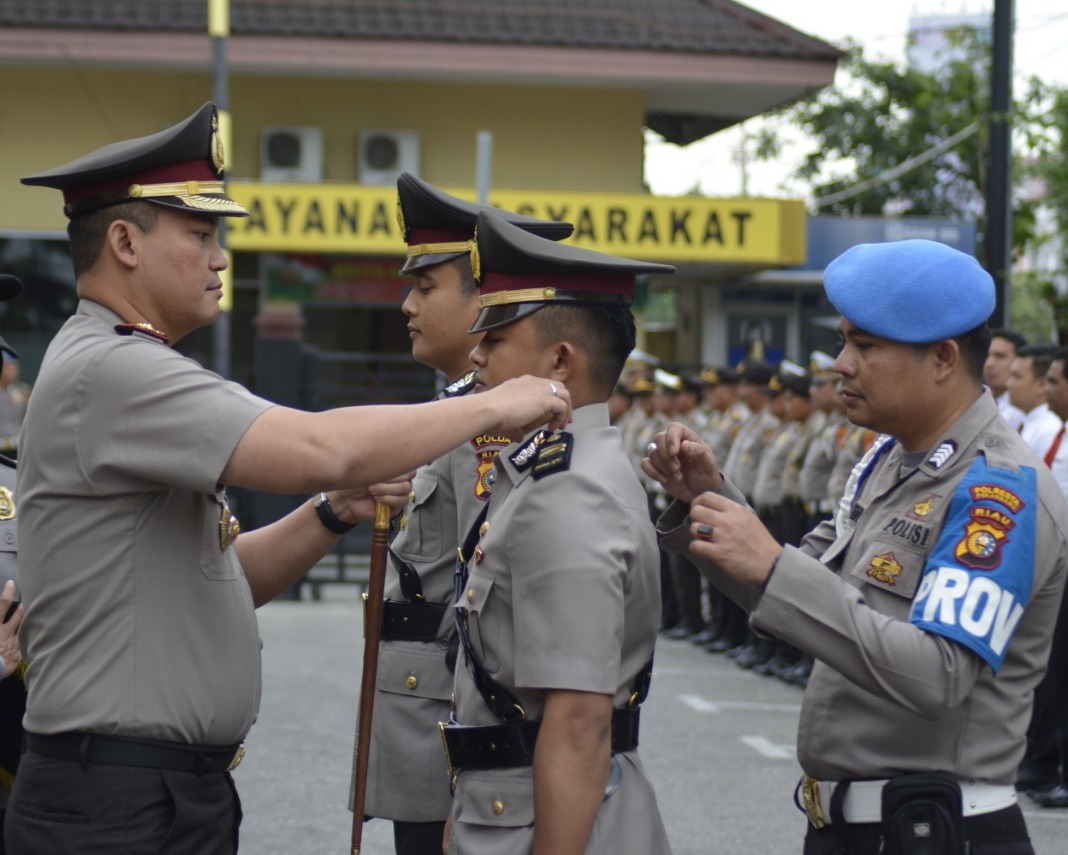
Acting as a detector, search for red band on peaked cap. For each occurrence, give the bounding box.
[406,226,472,246]
[479,271,633,298]
[61,159,218,206]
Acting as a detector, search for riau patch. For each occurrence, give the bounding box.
[471,434,510,501]
[955,506,1014,571]
[910,457,1037,673]
[0,486,14,520]
[867,551,903,585]
[531,432,573,480]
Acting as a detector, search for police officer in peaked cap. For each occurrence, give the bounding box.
[8,104,571,855]
[354,172,571,855]
[443,211,674,854]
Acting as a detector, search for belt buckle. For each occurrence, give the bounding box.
[438,721,457,777]
[226,743,246,772]
[801,775,828,829]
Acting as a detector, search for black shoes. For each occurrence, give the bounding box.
[1029,784,1068,808]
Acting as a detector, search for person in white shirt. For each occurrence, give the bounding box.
[985,328,1027,431]
[1009,343,1061,456]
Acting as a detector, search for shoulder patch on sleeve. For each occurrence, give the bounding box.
[444,370,477,398]
[909,456,1038,672]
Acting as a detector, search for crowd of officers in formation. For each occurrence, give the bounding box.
[614,352,873,688]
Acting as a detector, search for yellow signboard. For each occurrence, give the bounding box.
[227,182,806,266]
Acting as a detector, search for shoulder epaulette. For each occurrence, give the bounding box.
[443,369,477,398]
[0,454,15,470]
[114,323,170,345]
[508,430,573,479]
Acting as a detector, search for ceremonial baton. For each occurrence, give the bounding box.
[350,501,391,855]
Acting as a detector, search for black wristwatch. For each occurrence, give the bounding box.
[313,492,358,534]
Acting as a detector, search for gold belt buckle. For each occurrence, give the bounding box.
[226,743,246,772]
[438,721,457,777]
[801,775,827,829]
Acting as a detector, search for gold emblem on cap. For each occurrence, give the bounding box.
[0,486,14,520]
[396,197,407,237]
[470,228,481,280]
[210,111,225,175]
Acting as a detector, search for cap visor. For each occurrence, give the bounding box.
[148,195,249,217]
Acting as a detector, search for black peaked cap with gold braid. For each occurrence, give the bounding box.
[397,172,572,274]
[470,210,674,333]
[21,102,247,219]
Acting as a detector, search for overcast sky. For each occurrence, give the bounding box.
[645,0,1068,197]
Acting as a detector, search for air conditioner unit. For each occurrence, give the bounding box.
[260,127,324,183]
[358,129,420,185]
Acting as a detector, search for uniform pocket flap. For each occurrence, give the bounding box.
[456,774,534,828]
[376,643,452,701]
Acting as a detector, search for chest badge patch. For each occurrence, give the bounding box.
[867,551,903,585]
[0,486,14,520]
[472,435,510,501]
[909,494,939,520]
[955,506,1013,570]
[219,502,241,552]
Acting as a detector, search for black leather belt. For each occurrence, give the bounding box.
[439,707,640,774]
[381,599,448,642]
[25,731,245,775]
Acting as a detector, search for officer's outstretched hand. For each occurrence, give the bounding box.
[642,421,722,504]
[483,375,572,439]
[327,474,415,525]
[688,492,783,587]
[1,579,23,679]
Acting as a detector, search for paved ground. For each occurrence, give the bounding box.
[236,587,1068,854]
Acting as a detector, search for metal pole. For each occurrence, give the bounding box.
[985,0,1014,328]
[476,131,493,205]
[210,0,232,377]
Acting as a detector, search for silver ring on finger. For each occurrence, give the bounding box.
[696,523,713,540]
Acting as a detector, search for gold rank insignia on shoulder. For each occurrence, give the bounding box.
[509,430,547,471]
[531,431,573,480]
[0,486,14,520]
[114,323,170,345]
[219,502,241,551]
[444,370,477,397]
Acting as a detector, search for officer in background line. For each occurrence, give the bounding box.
[349,174,572,855]
[0,275,24,854]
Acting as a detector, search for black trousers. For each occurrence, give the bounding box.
[4,751,241,855]
[803,804,1033,855]
[393,819,446,855]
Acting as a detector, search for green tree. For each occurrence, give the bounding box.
[757,30,1061,338]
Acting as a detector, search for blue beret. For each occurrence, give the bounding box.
[824,239,995,343]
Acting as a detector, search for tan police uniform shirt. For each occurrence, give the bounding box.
[17,300,272,745]
[799,411,846,517]
[661,392,1068,783]
[0,457,20,809]
[360,371,510,822]
[722,406,780,499]
[751,420,798,511]
[449,404,671,854]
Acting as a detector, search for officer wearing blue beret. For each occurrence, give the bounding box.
[7,104,570,854]
[646,239,1068,854]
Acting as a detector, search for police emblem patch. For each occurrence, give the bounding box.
[908,494,940,520]
[0,486,14,520]
[955,506,1013,570]
[867,551,903,585]
[472,434,510,500]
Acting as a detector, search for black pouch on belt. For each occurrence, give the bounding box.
[881,771,966,855]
